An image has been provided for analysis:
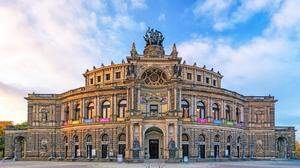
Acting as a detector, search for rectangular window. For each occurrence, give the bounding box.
[105,74,110,80]
[213,79,216,86]
[115,72,121,79]
[150,104,158,116]
[97,76,101,82]
[197,75,201,82]
[90,78,93,85]
[187,73,192,80]
[206,77,210,84]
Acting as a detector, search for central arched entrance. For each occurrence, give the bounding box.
[276,137,287,158]
[144,127,164,159]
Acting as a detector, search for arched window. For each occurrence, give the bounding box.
[236,108,240,123]
[196,101,206,118]
[74,135,79,143]
[225,105,231,120]
[101,134,109,141]
[40,109,48,122]
[86,102,94,119]
[199,134,205,142]
[212,103,220,120]
[227,135,232,143]
[182,134,189,142]
[74,104,80,120]
[181,99,189,118]
[214,135,220,142]
[118,100,127,118]
[118,133,126,142]
[64,106,69,121]
[64,136,68,144]
[237,136,241,144]
[86,134,92,143]
[101,101,111,118]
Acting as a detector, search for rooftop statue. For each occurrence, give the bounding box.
[143,27,164,46]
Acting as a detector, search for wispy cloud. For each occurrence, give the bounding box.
[181,0,300,139]
[0,0,146,123]
[158,13,166,22]
[193,0,283,31]
[130,0,147,9]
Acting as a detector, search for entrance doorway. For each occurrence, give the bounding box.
[119,144,126,157]
[199,145,205,158]
[74,145,79,158]
[102,144,108,158]
[227,145,231,157]
[86,144,92,158]
[182,144,189,157]
[144,127,164,159]
[149,139,159,159]
[214,145,219,158]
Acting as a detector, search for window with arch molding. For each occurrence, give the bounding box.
[118,134,126,142]
[118,100,127,118]
[196,101,206,119]
[141,68,167,85]
[236,107,240,123]
[182,134,189,142]
[181,99,189,118]
[101,134,109,141]
[225,105,231,120]
[74,104,80,120]
[101,101,111,118]
[64,106,69,121]
[212,103,220,120]
[86,102,94,119]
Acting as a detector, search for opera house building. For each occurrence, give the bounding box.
[4,28,296,161]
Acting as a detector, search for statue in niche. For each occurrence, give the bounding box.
[133,137,140,150]
[132,137,140,159]
[126,63,136,77]
[168,138,176,159]
[173,64,182,77]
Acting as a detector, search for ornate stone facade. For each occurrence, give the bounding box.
[4,28,296,161]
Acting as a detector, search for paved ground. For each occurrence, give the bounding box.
[1,160,300,168]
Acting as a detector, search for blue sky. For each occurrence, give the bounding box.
[0,0,300,140]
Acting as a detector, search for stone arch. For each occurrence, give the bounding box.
[144,126,164,159]
[14,136,26,159]
[276,137,287,158]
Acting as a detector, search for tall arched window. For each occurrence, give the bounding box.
[74,104,80,120]
[196,101,206,119]
[86,102,94,119]
[227,135,232,143]
[118,100,127,118]
[101,101,111,118]
[212,103,220,120]
[118,133,126,142]
[199,134,205,142]
[101,134,109,141]
[181,99,189,118]
[236,108,240,123]
[182,134,189,142]
[64,106,69,121]
[214,135,220,142]
[225,105,231,120]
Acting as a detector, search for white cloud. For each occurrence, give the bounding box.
[183,0,300,140]
[0,0,145,123]
[194,0,283,31]
[158,13,166,22]
[131,0,147,9]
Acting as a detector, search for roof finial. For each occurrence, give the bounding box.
[171,43,178,58]
[131,42,138,57]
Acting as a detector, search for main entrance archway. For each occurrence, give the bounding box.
[144,127,164,159]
